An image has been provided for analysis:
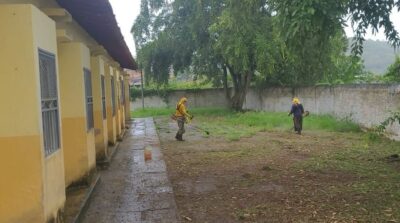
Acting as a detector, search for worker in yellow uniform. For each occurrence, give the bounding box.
[175,97,193,141]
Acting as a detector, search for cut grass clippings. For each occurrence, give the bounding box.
[150,107,400,222]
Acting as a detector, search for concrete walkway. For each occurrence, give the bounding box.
[82,118,178,223]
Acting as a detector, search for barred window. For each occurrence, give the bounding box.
[39,49,60,157]
[101,75,106,119]
[84,68,94,130]
[120,79,125,104]
[111,76,116,116]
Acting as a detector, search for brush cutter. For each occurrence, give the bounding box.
[289,111,310,132]
[171,114,210,135]
[288,111,310,117]
[191,125,210,135]
[186,116,210,135]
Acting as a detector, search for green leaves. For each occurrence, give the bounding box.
[347,0,400,54]
[132,0,400,109]
[384,56,400,82]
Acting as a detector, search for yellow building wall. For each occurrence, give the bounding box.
[0,4,65,223]
[0,0,103,53]
[58,42,96,187]
[81,47,96,173]
[124,76,131,121]
[105,64,117,145]
[90,56,109,160]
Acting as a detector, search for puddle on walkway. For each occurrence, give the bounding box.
[82,118,178,222]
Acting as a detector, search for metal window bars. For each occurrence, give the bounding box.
[101,75,106,119]
[120,79,125,105]
[111,76,116,116]
[84,68,94,130]
[39,49,60,157]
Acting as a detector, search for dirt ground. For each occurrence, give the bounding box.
[155,117,400,223]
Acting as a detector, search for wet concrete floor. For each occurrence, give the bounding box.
[82,118,178,223]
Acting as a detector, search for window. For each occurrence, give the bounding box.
[101,75,106,119]
[111,76,116,116]
[84,68,94,130]
[39,49,60,157]
[120,79,125,105]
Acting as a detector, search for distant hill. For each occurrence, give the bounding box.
[348,39,399,74]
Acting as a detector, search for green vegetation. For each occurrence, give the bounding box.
[384,56,400,82]
[132,108,361,140]
[130,80,213,101]
[197,111,360,141]
[133,0,400,110]
[131,107,174,118]
[375,111,400,135]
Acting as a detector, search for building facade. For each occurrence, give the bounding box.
[0,1,135,222]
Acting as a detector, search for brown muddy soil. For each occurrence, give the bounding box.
[155,117,399,223]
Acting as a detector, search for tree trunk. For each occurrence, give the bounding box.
[228,69,253,111]
[222,65,231,100]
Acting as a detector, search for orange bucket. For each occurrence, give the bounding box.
[144,146,152,161]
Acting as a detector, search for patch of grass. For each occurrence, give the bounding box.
[131,108,175,118]
[299,139,400,177]
[197,111,360,133]
[198,111,361,140]
[307,115,361,132]
[134,108,362,140]
[297,137,400,215]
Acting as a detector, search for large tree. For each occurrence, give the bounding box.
[132,0,400,110]
[273,0,400,59]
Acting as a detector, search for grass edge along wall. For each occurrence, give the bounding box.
[131,85,400,140]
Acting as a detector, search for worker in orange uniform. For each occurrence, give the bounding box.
[175,97,193,141]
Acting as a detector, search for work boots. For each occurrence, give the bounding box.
[175,133,184,141]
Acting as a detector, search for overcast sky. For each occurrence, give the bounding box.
[109,0,140,58]
[109,1,400,58]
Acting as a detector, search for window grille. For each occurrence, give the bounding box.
[39,49,60,157]
[120,79,125,105]
[111,76,116,116]
[101,75,106,119]
[84,68,94,130]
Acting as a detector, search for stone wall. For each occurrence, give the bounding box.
[131,84,400,139]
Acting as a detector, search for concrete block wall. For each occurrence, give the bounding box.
[249,84,400,139]
[131,88,230,110]
[131,84,400,139]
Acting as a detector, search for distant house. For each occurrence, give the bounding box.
[125,69,143,87]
